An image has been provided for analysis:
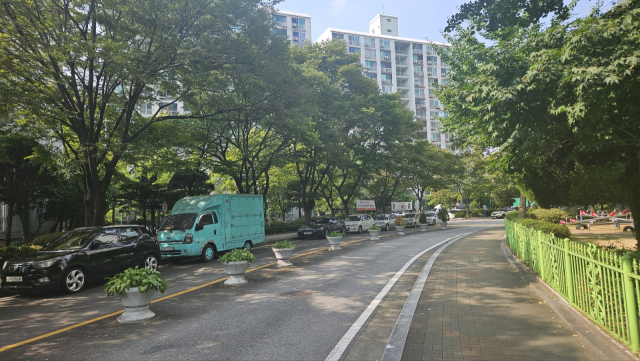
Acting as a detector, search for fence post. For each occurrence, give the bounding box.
[538,231,545,281]
[563,238,575,305]
[622,255,640,352]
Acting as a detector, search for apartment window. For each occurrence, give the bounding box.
[292,18,305,30]
[365,60,377,71]
[381,62,391,71]
[425,45,433,53]
[380,50,391,61]
[437,144,442,148]
[446,144,451,150]
[273,15,286,24]
[428,78,439,86]
[349,47,360,53]
[441,79,448,85]
[416,99,426,105]
[387,18,391,22]
[382,85,393,93]
[415,89,425,97]
[380,40,391,49]
[387,29,392,32]
[140,103,153,115]
[412,44,423,51]
[426,56,437,65]
[365,49,376,60]
[332,33,344,39]
[365,72,377,79]
[272,29,287,37]
[426,67,437,75]
[159,102,178,115]
[413,66,423,74]
[364,37,376,47]
[445,133,450,142]
[441,68,449,76]
[348,35,360,45]
[292,31,301,41]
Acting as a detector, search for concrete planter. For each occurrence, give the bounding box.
[326,236,343,251]
[441,222,448,229]
[368,229,380,240]
[118,287,156,323]
[272,247,294,267]
[419,224,428,232]
[224,261,250,285]
[396,226,406,236]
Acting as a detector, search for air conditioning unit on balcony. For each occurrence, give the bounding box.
[430,115,435,119]
[292,23,298,28]
[293,37,299,41]
[427,61,433,65]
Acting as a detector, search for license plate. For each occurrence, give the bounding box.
[6,276,22,282]
[161,247,174,251]
[304,232,312,235]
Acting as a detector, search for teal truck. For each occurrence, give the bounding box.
[157,193,265,262]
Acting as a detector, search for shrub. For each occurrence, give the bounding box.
[218,248,256,264]
[437,210,450,223]
[530,208,570,223]
[103,266,169,297]
[327,231,343,237]
[369,225,381,231]
[31,232,65,246]
[395,215,404,226]
[419,213,427,224]
[506,212,571,238]
[0,244,42,262]
[272,240,295,249]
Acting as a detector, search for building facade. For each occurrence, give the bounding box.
[272,10,312,47]
[316,15,453,150]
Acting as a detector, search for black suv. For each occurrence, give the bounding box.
[1,226,160,294]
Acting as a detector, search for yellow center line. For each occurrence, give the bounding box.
[0,235,373,353]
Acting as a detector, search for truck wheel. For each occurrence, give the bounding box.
[201,244,216,263]
[243,241,253,253]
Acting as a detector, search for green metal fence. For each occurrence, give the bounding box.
[505,218,640,352]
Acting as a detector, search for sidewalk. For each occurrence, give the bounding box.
[401,229,633,361]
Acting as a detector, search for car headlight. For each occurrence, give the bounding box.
[183,233,193,244]
[2,261,7,270]
[33,259,58,269]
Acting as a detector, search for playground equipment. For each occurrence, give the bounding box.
[559,209,634,234]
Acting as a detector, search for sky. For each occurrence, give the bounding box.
[277,0,604,43]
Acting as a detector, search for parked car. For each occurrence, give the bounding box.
[402,213,420,227]
[374,214,396,231]
[344,214,375,234]
[297,217,345,239]
[1,226,161,294]
[425,212,439,226]
[491,208,514,219]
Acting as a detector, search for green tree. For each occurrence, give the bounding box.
[454,152,489,218]
[0,133,53,245]
[0,0,278,226]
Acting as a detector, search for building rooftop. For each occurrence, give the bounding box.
[274,9,311,18]
[316,28,451,47]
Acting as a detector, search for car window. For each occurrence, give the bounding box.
[120,228,140,243]
[364,215,371,220]
[42,229,99,251]
[94,229,120,247]
[199,213,214,227]
[347,215,361,222]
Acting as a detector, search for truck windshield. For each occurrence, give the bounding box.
[160,213,197,231]
[42,229,99,251]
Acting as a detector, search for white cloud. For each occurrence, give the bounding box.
[331,0,347,18]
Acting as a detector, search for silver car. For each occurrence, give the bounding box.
[425,212,439,226]
[402,213,420,227]
[374,214,396,231]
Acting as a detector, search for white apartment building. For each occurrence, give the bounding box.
[317,15,454,150]
[272,10,312,47]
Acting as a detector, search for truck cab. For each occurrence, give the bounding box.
[157,193,264,262]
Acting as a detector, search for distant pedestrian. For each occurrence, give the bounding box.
[483,204,487,217]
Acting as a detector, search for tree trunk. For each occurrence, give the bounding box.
[4,203,14,246]
[111,206,116,225]
[465,203,470,219]
[519,193,527,218]
[303,200,315,223]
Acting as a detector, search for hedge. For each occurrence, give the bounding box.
[264,218,307,235]
[504,211,570,238]
[31,232,65,246]
[0,244,43,263]
[529,208,570,223]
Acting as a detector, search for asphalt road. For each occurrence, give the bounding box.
[0,218,504,360]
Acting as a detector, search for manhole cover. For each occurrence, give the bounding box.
[280,290,313,298]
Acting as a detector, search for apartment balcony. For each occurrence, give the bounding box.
[381,67,392,74]
[413,60,423,65]
[381,56,391,61]
[426,49,433,54]
[297,25,306,31]
[365,55,377,60]
[414,71,424,76]
[349,41,361,46]
[397,83,409,88]
[430,115,436,119]
[416,104,427,109]
[416,114,427,119]
[380,44,391,50]
[381,79,393,85]
[364,66,377,72]
[414,82,425,88]
[412,48,422,54]
[427,61,433,65]
[429,92,434,98]
[276,21,287,28]
[292,36,299,41]
[395,50,408,55]
[432,138,442,143]
[415,93,426,99]
[397,71,408,77]
[364,43,375,48]
[395,60,407,66]
[427,71,435,76]
[430,127,436,131]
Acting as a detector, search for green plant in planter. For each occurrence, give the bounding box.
[395,215,404,226]
[369,225,381,231]
[103,267,169,297]
[327,231,343,237]
[272,240,295,249]
[437,210,450,223]
[419,213,428,224]
[218,248,256,264]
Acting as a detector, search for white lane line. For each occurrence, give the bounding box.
[324,233,471,361]
[381,233,468,361]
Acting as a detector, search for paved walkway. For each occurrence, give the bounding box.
[401,229,633,361]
